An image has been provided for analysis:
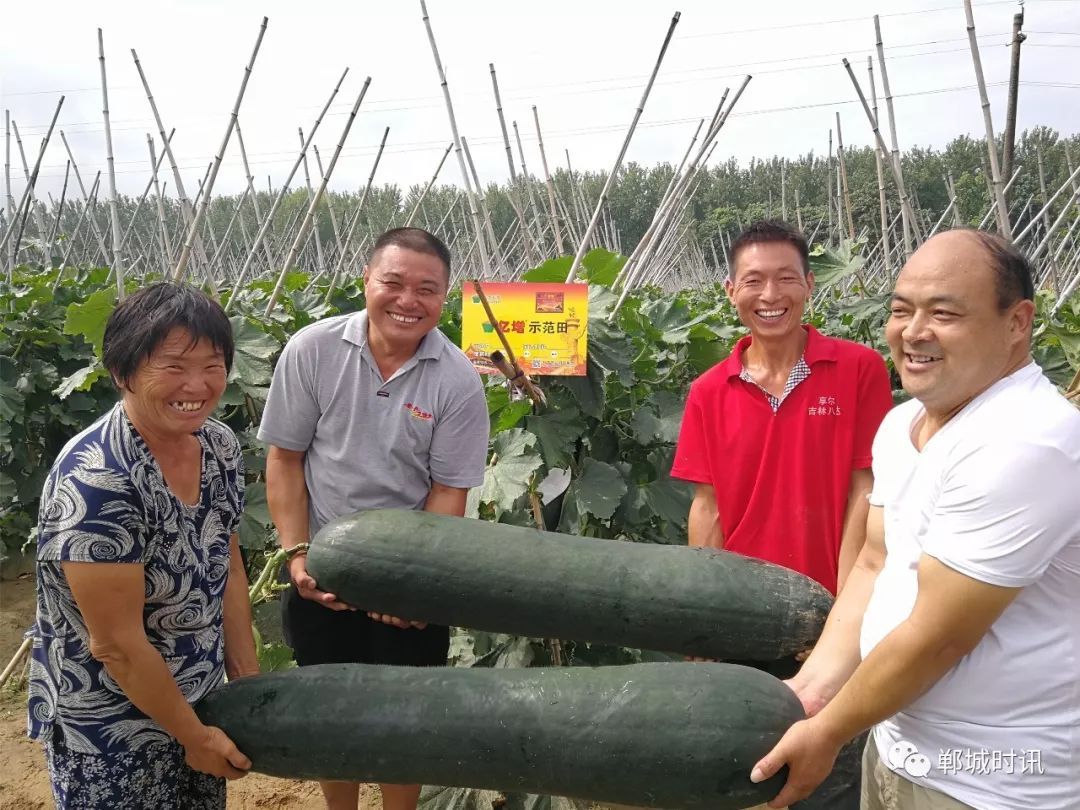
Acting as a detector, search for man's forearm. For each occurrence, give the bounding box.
[688,500,722,549]
[836,470,873,593]
[223,536,259,679]
[424,483,468,518]
[793,557,879,707]
[266,451,311,549]
[813,619,970,745]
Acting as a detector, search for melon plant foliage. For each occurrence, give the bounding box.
[1,253,1078,807]
[3,254,1079,561]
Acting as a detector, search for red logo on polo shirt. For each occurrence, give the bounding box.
[404,402,433,421]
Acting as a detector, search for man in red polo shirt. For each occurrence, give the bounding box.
[672,220,893,596]
[672,220,893,809]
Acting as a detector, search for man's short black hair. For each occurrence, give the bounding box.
[102,283,234,389]
[956,228,1035,310]
[369,227,451,282]
[728,219,810,278]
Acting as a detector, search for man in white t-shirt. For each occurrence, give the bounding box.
[749,228,1080,810]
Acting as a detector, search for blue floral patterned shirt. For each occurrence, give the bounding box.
[28,403,244,754]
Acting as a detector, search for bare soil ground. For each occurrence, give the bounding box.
[0,574,378,810]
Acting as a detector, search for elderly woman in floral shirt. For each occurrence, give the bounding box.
[28,283,259,809]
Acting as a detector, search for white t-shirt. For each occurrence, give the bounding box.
[860,362,1080,810]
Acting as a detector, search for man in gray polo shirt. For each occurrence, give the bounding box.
[258,227,489,810]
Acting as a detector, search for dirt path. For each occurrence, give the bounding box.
[0,575,377,810]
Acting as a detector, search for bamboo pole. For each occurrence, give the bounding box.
[1002,10,1025,184]
[613,83,742,295]
[461,136,506,276]
[233,194,255,279]
[507,173,537,266]
[420,0,492,276]
[1065,144,1079,196]
[4,111,12,273]
[565,150,590,249]
[835,112,856,242]
[328,124,389,292]
[1026,184,1080,267]
[0,638,31,690]
[118,129,175,257]
[962,0,1011,238]
[54,173,102,289]
[226,68,350,308]
[321,122,390,300]
[512,120,548,255]
[1047,202,1080,288]
[148,136,174,272]
[131,48,208,272]
[634,152,716,286]
[1036,144,1061,292]
[0,98,64,262]
[405,143,453,227]
[431,191,461,243]
[58,131,109,265]
[173,17,267,282]
[313,145,345,262]
[614,125,728,304]
[780,159,788,222]
[234,118,276,272]
[554,184,581,248]
[868,55,893,278]
[873,16,919,252]
[10,121,50,249]
[927,197,959,239]
[946,172,962,227]
[490,63,517,183]
[98,28,125,295]
[1014,163,1080,245]
[298,128,329,277]
[211,187,252,270]
[532,105,565,255]
[46,161,70,264]
[841,57,920,254]
[265,81,368,316]
[978,165,1024,230]
[565,12,682,282]
[826,130,834,244]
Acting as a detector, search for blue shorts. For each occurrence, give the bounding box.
[43,732,225,810]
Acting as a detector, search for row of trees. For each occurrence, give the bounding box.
[14,126,1079,280]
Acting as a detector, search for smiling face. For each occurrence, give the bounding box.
[363,245,449,351]
[725,241,813,342]
[886,230,1034,418]
[120,327,228,440]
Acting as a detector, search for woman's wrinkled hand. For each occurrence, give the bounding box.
[183,725,252,780]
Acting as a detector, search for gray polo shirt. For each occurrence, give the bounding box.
[257,310,490,535]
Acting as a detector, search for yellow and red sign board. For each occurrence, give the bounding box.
[461,282,588,376]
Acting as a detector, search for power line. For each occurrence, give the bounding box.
[674,0,1028,40]
[23,79,1077,181]
[11,30,1036,137]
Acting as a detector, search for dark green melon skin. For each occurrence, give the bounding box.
[196,662,803,809]
[305,509,833,661]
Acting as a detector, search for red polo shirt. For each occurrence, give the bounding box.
[671,326,893,594]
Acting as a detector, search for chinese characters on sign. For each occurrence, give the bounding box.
[461,282,589,376]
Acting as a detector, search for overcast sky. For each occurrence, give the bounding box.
[2,0,1078,205]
